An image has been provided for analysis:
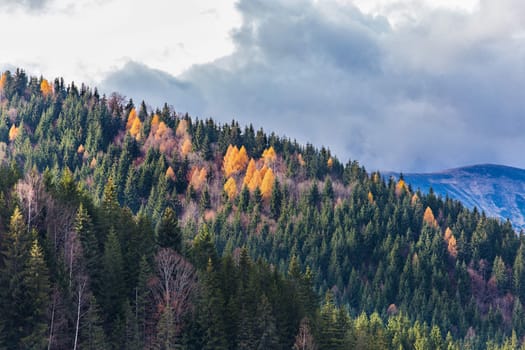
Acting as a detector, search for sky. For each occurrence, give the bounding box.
[1,0,524,172]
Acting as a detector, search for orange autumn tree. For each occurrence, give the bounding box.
[395,179,408,197]
[223,145,249,177]
[166,166,176,181]
[248,168,263,192]
[40,78,53,97]
[181,137,192,156]
[262,146,276,165]
[189,167,208,191]
[423,207,438,228]
[327,157,334,169]
[260,168,275,199]
[224,177,237,200]
[243,158,257,187]
[130,117,142,140]
[0,72,6,92]
[126,108,137,130]
[444,227,457,257]
[8,124,18,141]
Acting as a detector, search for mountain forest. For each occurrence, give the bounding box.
[1,68,525,349]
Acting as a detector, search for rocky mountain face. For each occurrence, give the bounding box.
[389,164,525,231]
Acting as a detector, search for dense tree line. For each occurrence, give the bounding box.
[1,69,525,349]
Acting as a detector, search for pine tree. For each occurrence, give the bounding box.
[199,259,228,350]
[20,239,50,349]
[100,229,125,331]
[156,207,182,252]
[0,208,36,348]
[256,294,279,350]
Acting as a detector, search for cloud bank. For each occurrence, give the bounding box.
[101,0,525,172]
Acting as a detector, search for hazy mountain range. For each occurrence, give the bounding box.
[388,164,525,231]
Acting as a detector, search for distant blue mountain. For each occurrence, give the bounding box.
[386,164,525,231]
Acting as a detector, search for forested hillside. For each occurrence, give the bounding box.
[0,68,524,349]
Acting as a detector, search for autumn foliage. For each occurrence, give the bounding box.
[126,108,142,140]
[223,145,249,177]
[423,207,438,228]
[166,166,176,181]
[395,179,408,197]
[8,124,18,141]
[0,72,5,92]
[260,167,275,199]
[224,177,237,200]
[444,227,457,257]
[40,79,53,97]
[262,146,276,165]
[189,167,207,190]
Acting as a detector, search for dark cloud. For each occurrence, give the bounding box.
[101,0,525,172]
[0,0,49,11]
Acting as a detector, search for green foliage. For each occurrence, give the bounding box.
[0,69,523,349]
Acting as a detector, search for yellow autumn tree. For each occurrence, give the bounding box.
[0,72,6,92]
[260,168,275,199]
[444,227,457,258]
[40,78,53,97]
[8,124,18,141]
[248,169,262,192]
[327,157,333,169]
[395,179,408,197]
[166,166,176,181]
[411,193,420,206]
[262,146,276,165]
[243,158,257,187]
[151,114,160,129]
[223,145,249,177]
[423,207,438,228]
[176,119,188,137]
[368,191,374,204]
[190,167,208,190]
[181,137,192,156]
[77,144,85,154]
[224,177,237,200]
[126,108,137,130]
[448,235,458,257]
[130,116,142,140]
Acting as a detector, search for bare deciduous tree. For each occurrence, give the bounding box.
[293,317,317,350]
[150,248,196,346]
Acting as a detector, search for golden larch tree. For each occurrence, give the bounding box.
[248,169,262,192]
[423,207,438,228]
[262,146,276,165]
[223,145,248,177]
[8,124,18,141]
[181,137,192,156]
[224,177,237,200]
[327,157,333,169]
[395,179,408,197]
[411,193,419,206]
[166,166,176,181]
[368,191,374,204]
[260,168,275,199]
[0,72,6,92]
[448,235,458,258]
[444,227,457,258]
[151,114,160,129]
[40,78,53,97]
[77,144,85,154]
[176,119,188,137]
[126,108,137,130]
[243,158,257,187]
[130,117,142,140]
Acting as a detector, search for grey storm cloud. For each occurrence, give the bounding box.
[100,0,525,172]
[0,0,49,11]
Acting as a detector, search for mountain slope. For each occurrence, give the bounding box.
[392,164,525,230]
